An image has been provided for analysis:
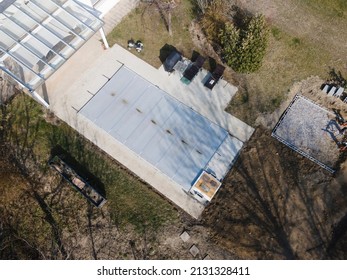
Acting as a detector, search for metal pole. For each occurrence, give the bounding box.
[99,27,109,49]
[30,90,50,108]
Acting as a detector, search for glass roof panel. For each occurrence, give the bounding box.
[0,0,103,91]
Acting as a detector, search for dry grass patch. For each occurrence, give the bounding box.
[227,27,346,125]
[107,1,201,68]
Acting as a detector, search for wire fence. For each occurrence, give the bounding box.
[272,94,336,174]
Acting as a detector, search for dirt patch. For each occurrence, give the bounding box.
[202,75,347,259]
[256,76,347,129]
[0,150,239,260]
[189,20,216,60]
[202,125,347,259]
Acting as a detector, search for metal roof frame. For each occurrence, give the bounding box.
[11,2,77,52]
[0,0,103,93]
[28,0,87,41]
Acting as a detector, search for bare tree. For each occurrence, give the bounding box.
[153,0,178,36]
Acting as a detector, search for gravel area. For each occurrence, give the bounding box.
[273,95,341,171]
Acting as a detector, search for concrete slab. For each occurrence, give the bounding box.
[189,245,200,257]
[180,231,190,243]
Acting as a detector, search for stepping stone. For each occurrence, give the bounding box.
[189,245,200,257]
[180,231,190,242]
[203,254,212,260]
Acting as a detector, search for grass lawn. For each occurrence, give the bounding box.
[297,0,347,18]
[107,1,200,68]
[227,0,347,125]
[227,27,341,124]
[2,94,178,234]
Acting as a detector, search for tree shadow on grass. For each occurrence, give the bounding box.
[159,43,178,63]
[50,145,106,198]
[230,5,253,30]
[327,211,347,255]
[31,188,68,259]
[203,128,344,259]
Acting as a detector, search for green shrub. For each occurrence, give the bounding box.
[219,14,269,73]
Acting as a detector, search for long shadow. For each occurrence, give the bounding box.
[129,240,138,260]
[277,147,330,255]
[50,145,106,198]
[2,95,43,169]
[32,189,68,259]
[238,134,294,258]
[40,83,50,105]
[159,44,178,63]
[335,151,347,172]
[190,50,201,62]
[0,204,43,259]
[208,56,217,72]
[231,5,253,30]
[204,137,295,258]
[234,159,296,259]
[154,1,170,34]
[87,205,98,260]
[322,120,341,145]
[188,0,204,17]
[326,211,347,258]
[204,128,341,259]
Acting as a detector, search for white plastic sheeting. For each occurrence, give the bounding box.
[80,66,243,190]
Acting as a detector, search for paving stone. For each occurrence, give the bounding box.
[189,245,200,257]
[180,231,190,242]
